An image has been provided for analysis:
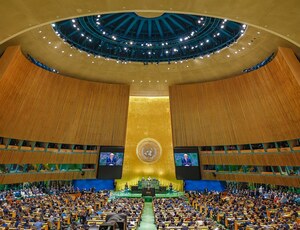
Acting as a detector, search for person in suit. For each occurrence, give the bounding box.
[169,183,173,191]
[106,153,117,166]
[181,154,192,166]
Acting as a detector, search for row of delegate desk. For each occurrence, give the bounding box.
[190,199,300,230]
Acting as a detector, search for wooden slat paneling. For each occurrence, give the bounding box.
[0,46,129,145]
[0,149,98,164]
[0,170,96,184]
[200,152,300,166]
[170,47,300,146]
[202,172,300,187]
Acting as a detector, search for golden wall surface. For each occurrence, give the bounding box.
[116,97,182,191]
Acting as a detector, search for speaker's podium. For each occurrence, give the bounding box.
[142,187,155,196]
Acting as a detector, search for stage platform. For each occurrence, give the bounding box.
[110,190,184,200]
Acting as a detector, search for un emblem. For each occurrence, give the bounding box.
[136,138,162,164]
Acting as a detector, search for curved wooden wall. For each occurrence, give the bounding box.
[202,172,300,187]
[170,47,300,146]
[200,152,300,167]
[0,170,96,185]
[0,46,129,145]
[0,149,97,164]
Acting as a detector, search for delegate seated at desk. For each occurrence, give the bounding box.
[106,153,117,166]
[182,154,192,166]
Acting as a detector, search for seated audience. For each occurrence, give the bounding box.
[186,189,299,230]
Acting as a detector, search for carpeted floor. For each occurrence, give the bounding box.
[138,202,156,230]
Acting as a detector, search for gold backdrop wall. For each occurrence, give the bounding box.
[116,97,182,191]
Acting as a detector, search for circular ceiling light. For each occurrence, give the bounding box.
[53,12,246,63]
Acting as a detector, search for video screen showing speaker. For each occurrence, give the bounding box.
[174,147,201,180]
[97,146,124,179]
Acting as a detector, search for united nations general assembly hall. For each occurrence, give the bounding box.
[0,1,299,229]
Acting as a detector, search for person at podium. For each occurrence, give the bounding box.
[106,153,117,166]
[169,183,173,191]
[181,154,192,166]
[124,182,129,192]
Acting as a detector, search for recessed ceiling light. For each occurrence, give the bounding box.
[52,13,246,64]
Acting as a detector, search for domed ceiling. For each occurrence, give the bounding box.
[0,1,299,96]
[53,12,245,63]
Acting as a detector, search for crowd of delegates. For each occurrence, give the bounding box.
[186,189,300,230]
[0,185,86,201]
[153,197,225,229]
[0,185,145,230]
[0,186,110,229]
[0,184,299,230]
[0,186,46,201]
